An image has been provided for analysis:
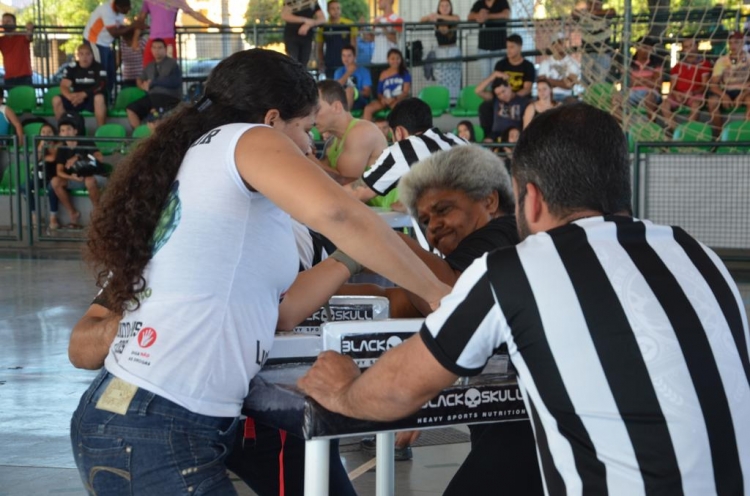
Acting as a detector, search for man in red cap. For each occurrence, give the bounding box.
[707,30,750,132]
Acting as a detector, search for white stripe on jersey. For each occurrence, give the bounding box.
[516,231,644,496]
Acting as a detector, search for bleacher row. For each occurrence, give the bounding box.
[4,85,149,123]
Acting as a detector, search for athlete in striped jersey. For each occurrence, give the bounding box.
[300,102,750,495]
[343,97,466,209]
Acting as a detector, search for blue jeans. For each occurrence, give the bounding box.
[71,370,240,495]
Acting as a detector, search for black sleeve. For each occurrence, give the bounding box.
[470,1,483,13]
[524,60,536,82]
[444,218,518,272]
[496,0,511,12]
[494,58,507,73]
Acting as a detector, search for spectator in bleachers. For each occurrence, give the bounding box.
[281,0,325,67]
[119,30,146,88]
[356,20,375,66]
[334,45,372,111]
[49,115,106,229]
[538,35,581,101]
[25,122,59,229]
[493,34,535,97]
[660,37,712,131]
[316,0,357,80]
[475,75,527,141]
[468,0,511,79]
[708,30,750,133]
[574,0,616,85]
[611,37,662,121]
[456,120,477,142]
[126,38,182,129]
[421,0,461,101]
[52,44,108,128]
[0,92,25,144]
[369,0,403,82]
[313,80,387,184]
[0,13,34,88]
[84,0,143,99]
[363,48,411,121]
[137,0,219,67]
[523,79,557,128]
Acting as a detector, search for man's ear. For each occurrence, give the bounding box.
[264,109,282,128]
[524,182,545,226]
[393,125,408,141]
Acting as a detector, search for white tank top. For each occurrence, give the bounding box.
[104,123,299,418]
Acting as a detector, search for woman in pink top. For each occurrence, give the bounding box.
[137,0,218,66]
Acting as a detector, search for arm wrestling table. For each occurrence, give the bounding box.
[242,361,527,495]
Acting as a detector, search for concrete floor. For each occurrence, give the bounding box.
[1,249,749,496]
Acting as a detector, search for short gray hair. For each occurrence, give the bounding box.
[399,145,515,217]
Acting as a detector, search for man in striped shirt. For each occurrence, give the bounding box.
[300,102,750,495]
[343,97,466,209]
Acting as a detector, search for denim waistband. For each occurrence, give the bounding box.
[85,369,235,431]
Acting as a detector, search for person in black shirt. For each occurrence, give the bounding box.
[281,1,325,67]
[478,34,534,135]
[52,44,108,127]
[346,144,543,495]
[48,115,106,229]
[468,0,511,79]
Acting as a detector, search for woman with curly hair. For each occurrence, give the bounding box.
[70,48,449,494]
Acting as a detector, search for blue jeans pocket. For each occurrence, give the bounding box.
[78,435,132,495]
[170,418,239,495]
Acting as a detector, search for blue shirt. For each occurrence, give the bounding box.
[333,66,372,93]
[357,38,374,65]
[377,72,411,99]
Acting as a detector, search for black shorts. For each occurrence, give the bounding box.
[127,94,181,120]
[726,89,743,101]
[62,95,96,114]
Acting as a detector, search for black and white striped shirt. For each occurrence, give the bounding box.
[421,216,750,495]
[362,127,466,196]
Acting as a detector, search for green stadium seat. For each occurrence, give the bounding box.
[32,87,61,117]
[373,109,390,119]
[672,122,713,153]
[582,83,614,112]
[6,85,37,113]
[451,86,484,117]
[351,109,364,118]
[132,124,151,139]
[22,122,45,156]
[418,85,450,117]
[628,121,665,153]
[718,120,750,153]
[95,123,127,155]
[108,87,147,117]
[310,127,321,141]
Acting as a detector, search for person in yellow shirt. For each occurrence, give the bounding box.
[316,0,358,79]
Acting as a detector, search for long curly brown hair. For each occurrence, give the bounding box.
[86,49,318,313]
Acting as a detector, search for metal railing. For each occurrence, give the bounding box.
[0,136,24,243]
[20,7,744,98]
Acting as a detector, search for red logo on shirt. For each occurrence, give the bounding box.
[137,327,157,348]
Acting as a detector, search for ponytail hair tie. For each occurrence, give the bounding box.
[196,96,213,113]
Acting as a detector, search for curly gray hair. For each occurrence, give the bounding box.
[398,145,515,217]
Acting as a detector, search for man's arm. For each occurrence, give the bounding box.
[299,255,501,420]
[69,304,120,369]
[518,80,532,97]
[475,72,499,100]
[181,1,220,26]
[298,334,457,420]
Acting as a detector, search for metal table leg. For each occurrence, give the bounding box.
[305,438,330,496]
[375,432,395,496]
